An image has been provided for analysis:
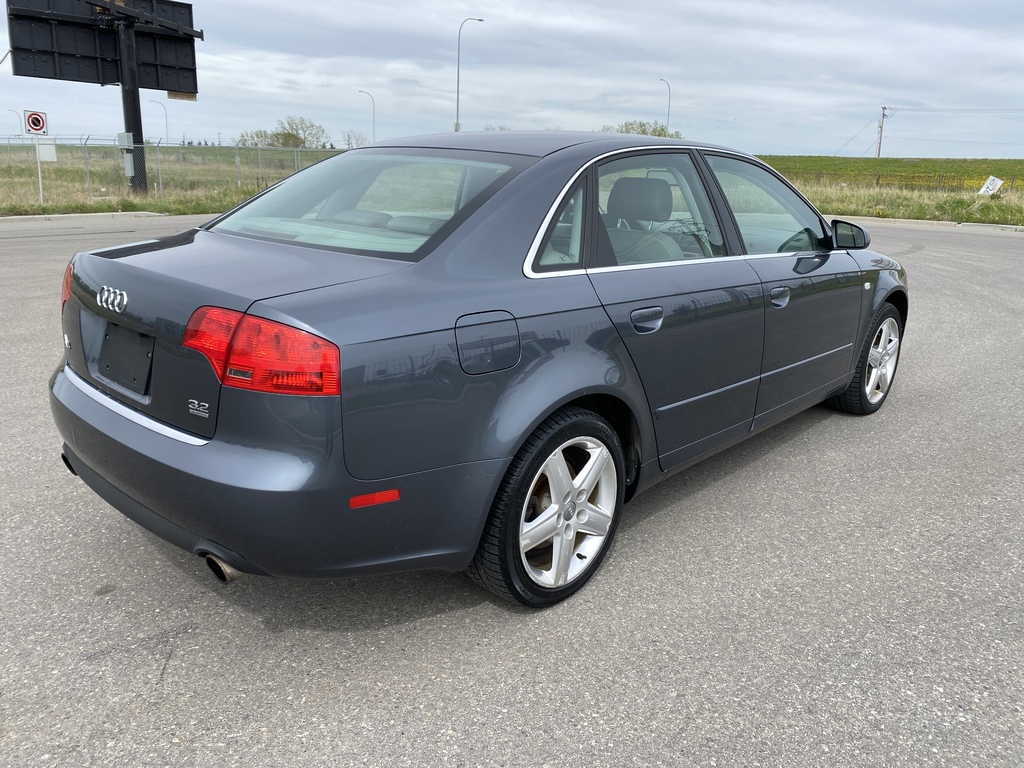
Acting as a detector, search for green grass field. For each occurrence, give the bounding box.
[2,144,1022,226]
[760,156,1024,226]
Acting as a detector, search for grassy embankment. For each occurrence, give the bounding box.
[2,144,1023,225]
[762,156,1024,226]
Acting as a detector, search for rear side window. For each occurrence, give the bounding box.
[533,184,585,273]
[211,149,531,261]
[705,155,829,254]
[597,152,726,265]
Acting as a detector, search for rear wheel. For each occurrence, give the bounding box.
[468,407,624,607]
[832,303,903,415]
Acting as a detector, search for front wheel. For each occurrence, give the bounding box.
[832,303,903,415]
[467,407,625,607]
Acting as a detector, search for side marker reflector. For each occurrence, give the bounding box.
[349,489,401,509]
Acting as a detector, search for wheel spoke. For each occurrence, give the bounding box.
[576,504,613,537]
[573,446,610,497]
[884,335,900,357]
[876,365,890,394]
[550,530,574,587]
[868,346,884,368]
[542,449,575,503]
[865,366,881,396]
[520,503,561,550]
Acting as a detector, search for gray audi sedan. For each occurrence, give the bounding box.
[50,132,908,606]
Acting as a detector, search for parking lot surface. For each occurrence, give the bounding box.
[1,213,1021,767]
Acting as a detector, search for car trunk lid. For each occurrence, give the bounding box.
[63,228,409,438]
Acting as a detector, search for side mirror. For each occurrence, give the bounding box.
[832,219,871,250]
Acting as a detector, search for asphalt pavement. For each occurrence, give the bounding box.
[0,213,1021,767]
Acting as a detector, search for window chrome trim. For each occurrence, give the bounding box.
[63,366,209,446]
[523,144,708,279]
[583,249,841,275]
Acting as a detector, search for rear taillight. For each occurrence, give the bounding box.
[183,306,340,396]
[61,263,73,314]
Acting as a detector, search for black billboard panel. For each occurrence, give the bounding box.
[8,0,96,19]
[6,0,200,92]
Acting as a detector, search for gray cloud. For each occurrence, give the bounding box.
[2,0,1022,156]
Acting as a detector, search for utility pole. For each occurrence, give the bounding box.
[875,106,892,158]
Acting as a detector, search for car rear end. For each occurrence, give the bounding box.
[49,145,534,579]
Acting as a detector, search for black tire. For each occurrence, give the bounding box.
[831,302,903,415]
[467,407,625,607]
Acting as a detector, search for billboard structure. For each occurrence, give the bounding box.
[6,0,203,194]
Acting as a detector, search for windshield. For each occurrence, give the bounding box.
[211,148,534,261]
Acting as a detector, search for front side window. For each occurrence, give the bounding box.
[704,155,829,254]
[596,153,726,266]
[211,149,531,261]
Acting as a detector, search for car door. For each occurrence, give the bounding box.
[582,151,765,471]
[703,153,864,429]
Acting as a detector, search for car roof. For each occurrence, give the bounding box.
[371,130,739,158]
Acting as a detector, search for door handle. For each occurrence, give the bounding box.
[770,286,791,308]
[630,306,664,334]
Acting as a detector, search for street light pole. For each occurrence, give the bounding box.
[659,78,672,133]
[148,100,169,141]
[358,90,376,143]
[8,109,21,135]
[455,17,483,132]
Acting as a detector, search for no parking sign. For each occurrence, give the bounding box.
[24,110,48,135]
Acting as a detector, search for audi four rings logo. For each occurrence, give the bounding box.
[97,286,128,313]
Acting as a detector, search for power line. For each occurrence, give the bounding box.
[834,114,880,155]
[886,135,1024,147]
[890,107,1024,114]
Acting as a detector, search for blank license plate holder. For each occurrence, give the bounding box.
[98,322,155,395]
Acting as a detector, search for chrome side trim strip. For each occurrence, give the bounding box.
[63,366,209,446]
[655,375,760,416]
[760,344,854,379]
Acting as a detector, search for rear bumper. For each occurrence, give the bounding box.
[50,365,505,578]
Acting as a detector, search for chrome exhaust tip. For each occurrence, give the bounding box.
[205,554,244,583]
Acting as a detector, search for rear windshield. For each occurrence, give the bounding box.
[210,147,533,261]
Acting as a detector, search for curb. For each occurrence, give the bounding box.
[835,215,1024,234]
[0,211,169,223]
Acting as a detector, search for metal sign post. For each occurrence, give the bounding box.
[23,109,48,204]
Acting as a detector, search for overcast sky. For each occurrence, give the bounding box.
[3,0,1023,157]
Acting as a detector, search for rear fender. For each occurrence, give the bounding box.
[482,321,655,476]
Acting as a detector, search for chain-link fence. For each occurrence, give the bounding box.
[1,135,343,207]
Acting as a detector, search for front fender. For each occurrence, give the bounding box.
[850,250,909,340]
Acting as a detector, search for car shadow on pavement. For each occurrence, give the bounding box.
[617,403,839,535]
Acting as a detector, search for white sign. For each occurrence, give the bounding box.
[24,110,47,135]
[978,176,1004,195]
[36,138,57,163]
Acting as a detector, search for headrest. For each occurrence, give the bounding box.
[607,177,673,222]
